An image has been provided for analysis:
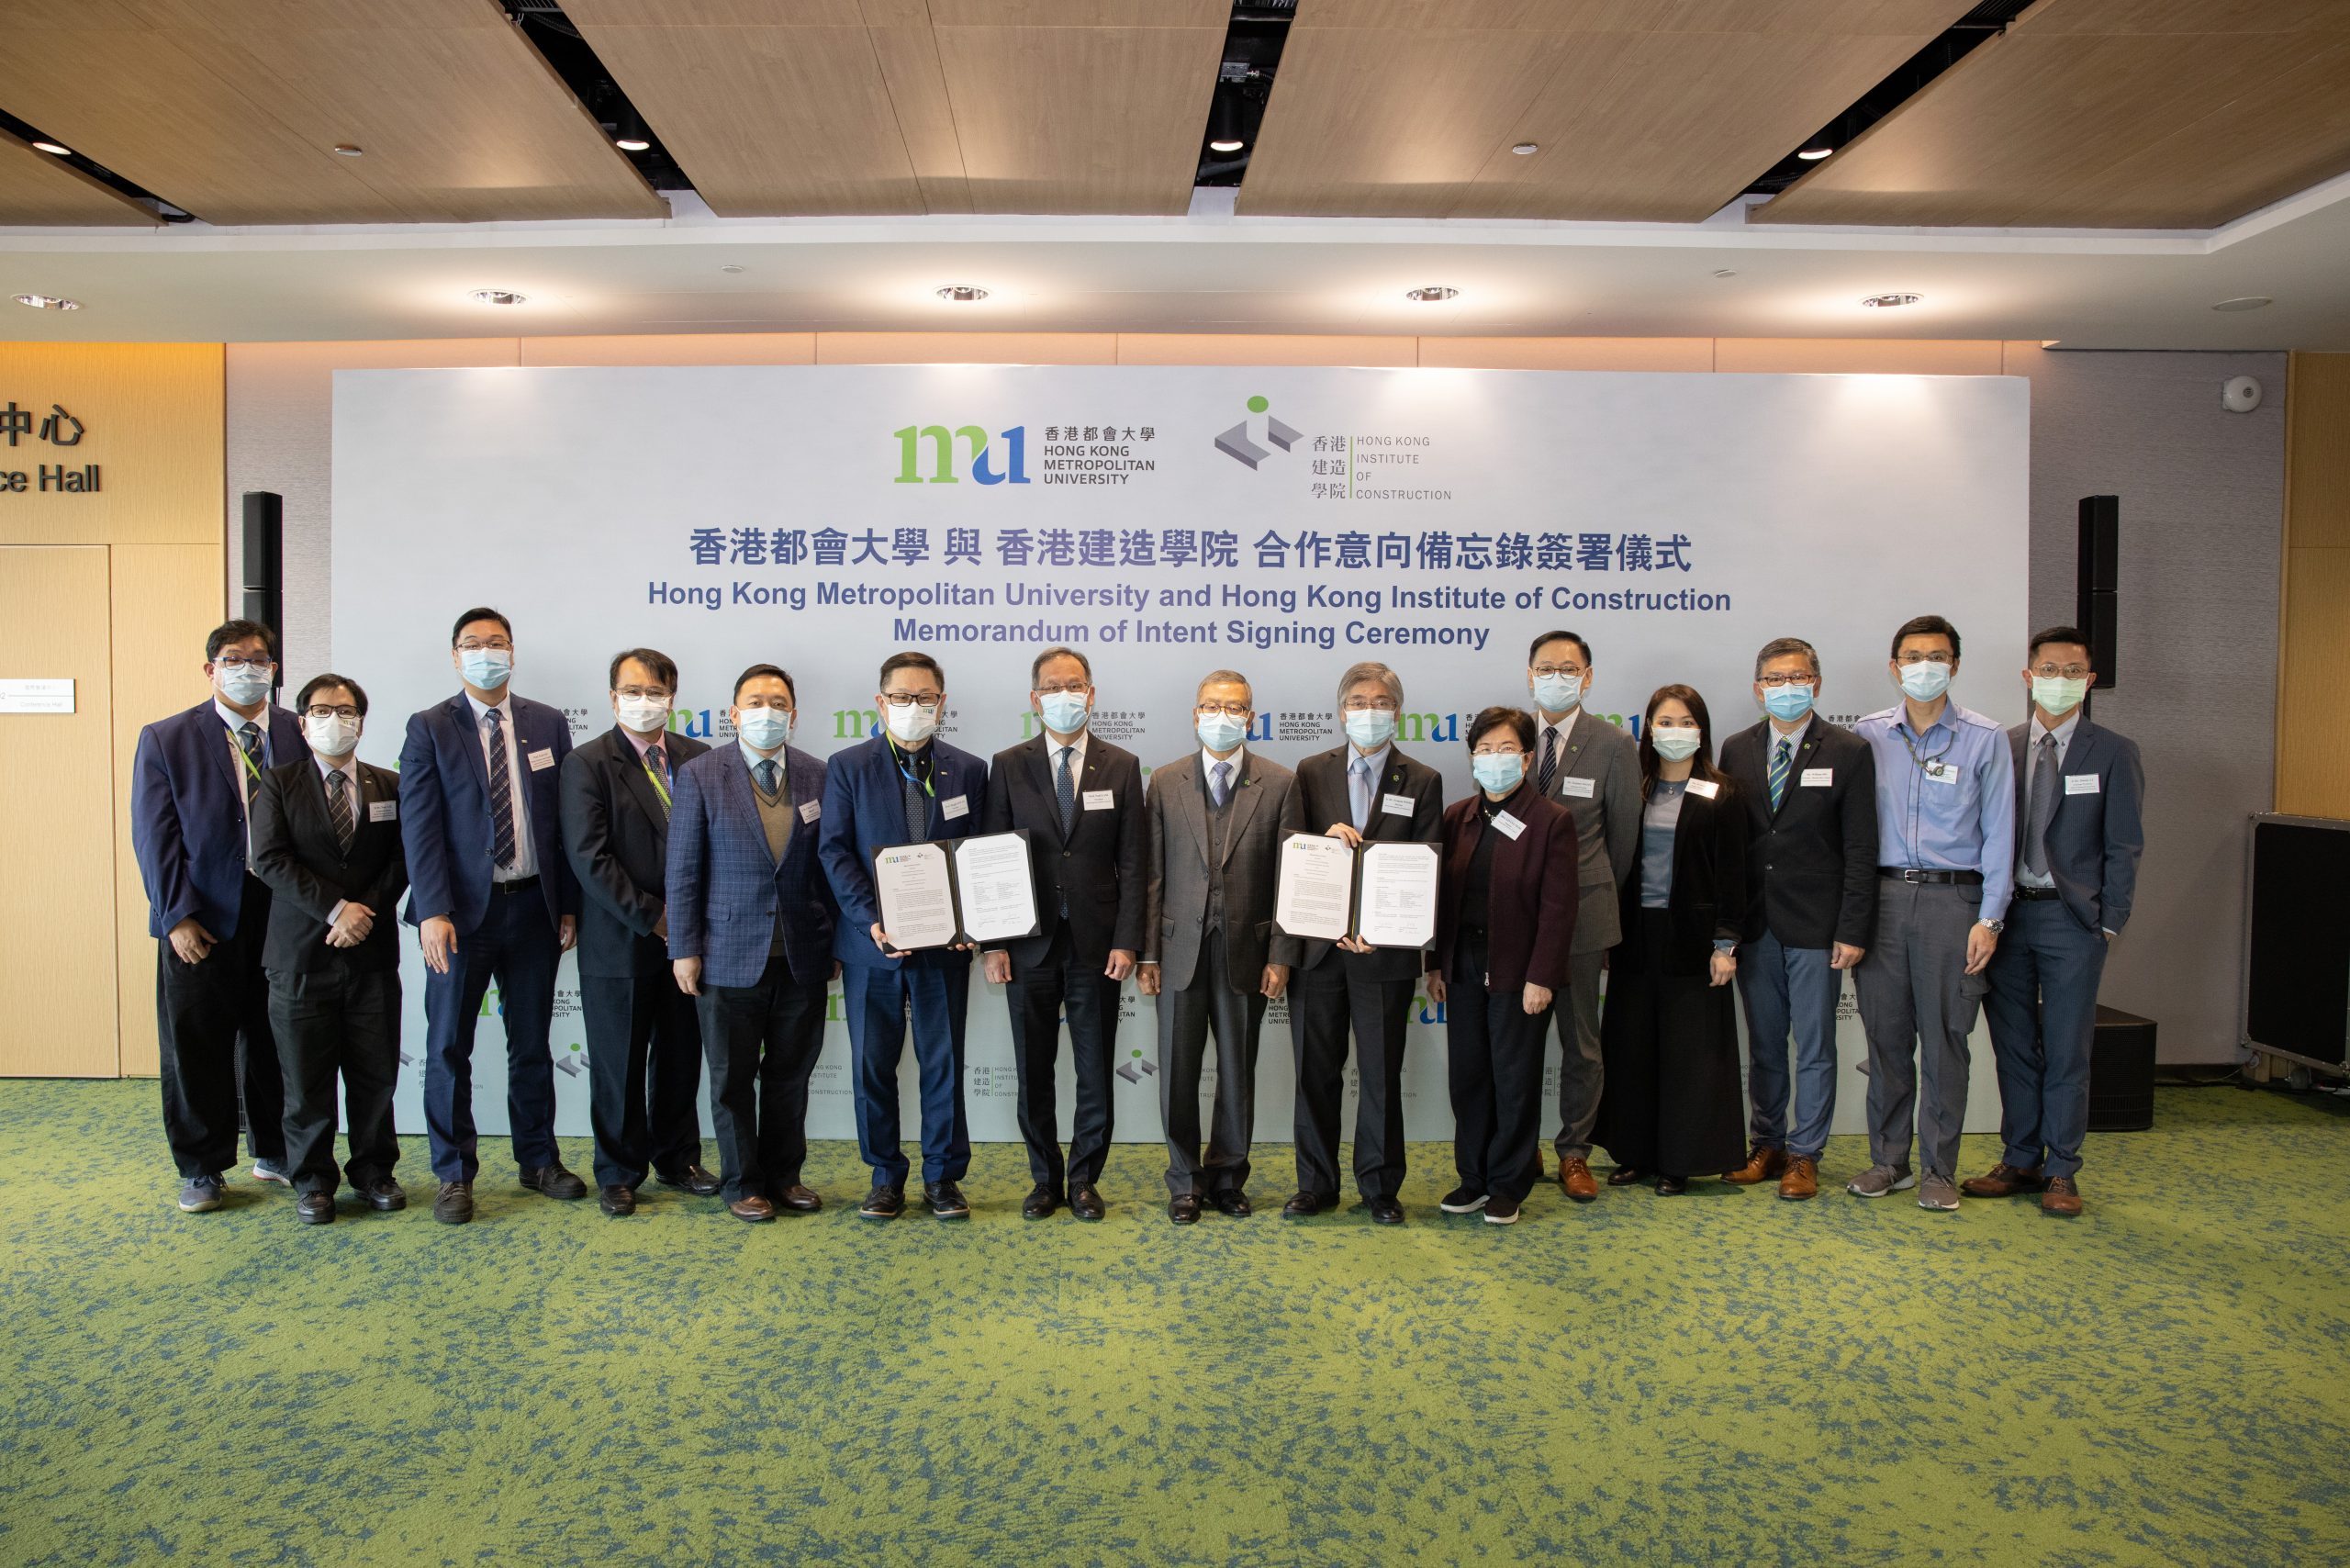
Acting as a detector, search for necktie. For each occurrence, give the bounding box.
[1768,737,1791,812]
[645,744,672,818]
[327,768,353,857]
[755,758,778,796]
[1211,761,1232,808]
[237,722,263,813]
[1350,756,1373,833]
[901,758,928,843]
[1537,727,1560,798]
[2024,733,2059,877]
[484,708,518,869]
[1056,745,1077,836]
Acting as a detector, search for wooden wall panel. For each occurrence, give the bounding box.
[0,129,161,226]
[0,342,223,547]
[2277,351,2350,820]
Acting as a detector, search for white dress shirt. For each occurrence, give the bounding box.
[466,690,537,880]
[1537,708,1578,790]
[315,750,362,924]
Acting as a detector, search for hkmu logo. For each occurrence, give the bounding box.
[893,423,1029,485]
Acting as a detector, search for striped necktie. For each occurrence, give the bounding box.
[485,708,518,868]
[1768,737,1791,812]
[327,768,354,857]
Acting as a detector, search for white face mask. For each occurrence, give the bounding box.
[885,700,940,745]
[615,696,669,734]
[304,713,360,756]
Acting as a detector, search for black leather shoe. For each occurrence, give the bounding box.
[598,1184,636,1216]
[1169,1193,1202,1225]
[1369,1196,1405,1226]
[656,1164,722,1197]
[1606,1165,1646,1187]
[1069,1183,1106,1221]
[520,1163,588,1200]
[1654,1174,1688,1196]
[1021,1184,1060,1220]
[776,1184,822,1214]
[924,1181,971,1219]
[296,1191,336,1225]
[434,1181,474,1225]
[858,1185,904,1221]
[1209,1189,1253,1217]
[361,1177,406,1212]
[1281,1191,1328,1218]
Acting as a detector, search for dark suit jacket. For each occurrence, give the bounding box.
[560,724,711,979]
[1432,787,1579,993]
[817,734,989,970]
[1613,778,1751,979]
[249,756,409,975]
[130,700,309,938]
[979,732,1146,970]
[1142,749,1302,991]
[1277,742,1445,979]
[2009,717,2145,935]
[1718,717,1878,949]
[397,691,578,935]
[666,744,836,991]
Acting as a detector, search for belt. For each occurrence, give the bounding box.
[2012,886,2063,901]
[490,875,541,895]
[1877,867,1983,885]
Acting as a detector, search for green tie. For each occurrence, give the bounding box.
[1768,737,1791,811]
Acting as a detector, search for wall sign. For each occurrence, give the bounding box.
[0,678,75,713]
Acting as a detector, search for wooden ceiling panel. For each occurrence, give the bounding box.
[0,0,662,225]
[1237,0,1976,220]
[1758,0,2350,228]
[0,131,162,227]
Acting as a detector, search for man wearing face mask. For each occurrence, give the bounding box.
[398,608,583,1225]
[560,648,716,1216]
[668,665,837,1223]
[1524,631,1641,1203]
[131,619,305,1213]
[1275,661,1444,1225]
[249,675,408,1224]
[819,651,989,1222]
[1138,670,1301,1225]
[1850,614,2015,1213]
[979,647,1146,1221]
[1718,638,1878,1201]
[1971,627,2143,1217]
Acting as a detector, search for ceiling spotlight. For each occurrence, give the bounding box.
[14,293,80,310]
[470,289,527,306]
[30,140,71,157]
[1862,293,1921,308]
[936,286,989,302]
[1209,137,1246,153]
[331,143,364,157]
[1796,144,1833,161]
[1511,142,1539,156]
[614,135,651,152]
[2211,296,2273,312]
[1712,268,1738,278]
[1204,80,1249,157]
[1404,286,1459,303]
[719,263,745,274]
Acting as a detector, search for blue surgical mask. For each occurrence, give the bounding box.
[1344,710,1397,750]
[736,708,790,751]
[214,665,274,706]
[1038,691,1090,735]
[1196,711,1246,753]
[461,649,513,691]
[1762,683,1815,722]
[1532,673,1583,712]
[1898,662,1952,701]
[1471,753,1525,793]
[1652,729,1702,762]
[2031,675,2088,716]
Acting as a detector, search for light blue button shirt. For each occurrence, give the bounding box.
[1852,698,2017,922]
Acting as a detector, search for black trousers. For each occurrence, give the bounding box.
[1444,932,1546,1204]
[580,970,705,1190]
[1288,954,1415,1202]
[156,873,286,1178]
[697,952,828,1203]
[1005,925,1121,1193]
[267,965,401,1194]
[1593,909,1747,1179]
[1158,929,1267,1197]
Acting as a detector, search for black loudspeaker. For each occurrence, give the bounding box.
[2076,495,2118,689]
[2087,1004,2156,1132]
[241,491,284,676]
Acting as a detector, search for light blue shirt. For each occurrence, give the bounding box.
[1348,743,1390,831]
[1853,698,2017,922]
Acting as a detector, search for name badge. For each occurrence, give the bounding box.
[1800,767,1833,788]
[1490,811,1526,841]
[2064,773,2101,796]
[1922,761,1957,785]
[1083,789,1114,811]
[1561,777,1595,799]
[799,800,822,823]
[1381,791,1416,817]
[527,747,555,772]
[940,794,970,821]
[1684,778,1720,800]
[368,801,397,823]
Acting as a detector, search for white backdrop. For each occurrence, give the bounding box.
[330,364,2030,1150]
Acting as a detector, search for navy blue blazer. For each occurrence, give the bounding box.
[665,743,836,991]
[397,691,579,935]
[818,734,989,970]
[130,700,309,938]
[2009,717,2145,936]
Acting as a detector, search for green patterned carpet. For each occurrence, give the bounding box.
[3,1081,2346,1567]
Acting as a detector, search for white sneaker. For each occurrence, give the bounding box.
[252,1161,292,1186]
[1438,1187,1489,1214]
[1845,1164,1917,1198]
[1483,1196,1521,1226]
[1917,1173,1961,1212]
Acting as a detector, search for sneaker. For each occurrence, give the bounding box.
[1438,1186,1489,1215]
[1917,1172,1961,1212]
[924,1181,971,1220]
[252,1160,292,1186]
[177,1174,224,1213]
[1846,1164,1917,1198]
[859,1185,905,1221]
[1483,1196,1522,1226]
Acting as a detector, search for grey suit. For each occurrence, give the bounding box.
[1533,708,1642,1159]
[1143,748,1301,1197]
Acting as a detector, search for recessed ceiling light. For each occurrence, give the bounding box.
[1862,293,1921,308]
[936,286,988,302]
[614,136,651,152]
[719,263,745,274]
[1797,145,1833,161]
[2211,296,2273,312]
[331,143,364,157]
[1712,268,1738,279]
[1404,286,1460,303]
[1511,142,1539,156]
[30,140,71,157]
[470,289,527,307]
[1208,137,1246,153]
[14,293,80,310]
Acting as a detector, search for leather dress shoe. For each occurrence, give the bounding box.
[434,1181,475,1225]
[776,1184,822,1214]
[1022,1184,1061,1220]
[1606,1165,1646,1187]
[729,1194,776,1223]
[1558,1157,1599,1204]
[1169,1193,1202,1225]
[1961,1161,2045,1199]
[1069,1184,1106,1221]
[361,1177,407,1212]
[599,1184,636,1217]
[1723,1146,1788,1185]
[1368,1196,1405,1226]
[1654,1174,1689,1196]
[1281,1191,1330,1218]
[924,1181,971,1219]
[519,1163,588,1201]
[2041,1175,2084,1216]
[1209,1189,1252,1218]
[1778,1157,1820,1201]
[296,1190,336,1225]
[656,1164,722,1197]
[858,1185,905,1221]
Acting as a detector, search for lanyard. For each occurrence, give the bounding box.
[1896,721,1952,774]
[641,753,672,810]
[886,734,936,797]
[228,727,264,781]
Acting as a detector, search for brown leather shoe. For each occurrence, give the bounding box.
[1722,1146,1788,1185]
[1558,1157,1599,1203]
[728,1195,776,1223]
[1777,1156,1819,1201]
[1960,1161,2045,1198]
[775,1184,822,1214]
[2040,1176,2083,1216]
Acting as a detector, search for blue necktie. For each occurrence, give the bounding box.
[755,758,778,796]
[1350,756,1373,833]
[484,708,517,869]
[1211,761,1232,808]
[1057,745,1078,836]
[1768,737,1791,812]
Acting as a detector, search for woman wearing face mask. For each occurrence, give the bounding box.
[1427,706,1579,1226]
[1593,686,1751,1195]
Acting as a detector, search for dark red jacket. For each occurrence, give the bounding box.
[1432,787,1579,992]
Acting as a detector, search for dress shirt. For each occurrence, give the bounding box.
[1348,742,1392,829]
[466,690,537,881]
[315,749,362,924]
[2014,711,2080,891]
[1853,698,2015,923]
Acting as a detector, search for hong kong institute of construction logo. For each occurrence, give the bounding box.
[1215,394,1302,470]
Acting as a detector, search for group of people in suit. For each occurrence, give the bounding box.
[128,607,2143,1226]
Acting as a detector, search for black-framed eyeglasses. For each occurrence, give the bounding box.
[879,692,942,709]
[302,704,359,721]
[1756,673,1817,689]
[2029,664,2092,681]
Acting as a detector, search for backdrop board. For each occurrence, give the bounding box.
[331,364,2030,1148]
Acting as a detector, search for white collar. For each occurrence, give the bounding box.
[1046,728,1090,765]
[1201,745,1244,776]
[1766,715,1812,753]
[464,690,512,722]
[1540,708,1580,741]
[2032,711,2081,749]
[1348,743,1391,776]
[313,751,359,783]
[214,698,265,734]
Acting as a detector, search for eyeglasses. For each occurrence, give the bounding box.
[1895,651,1954,666]
[1530,664,1585,678]
[455,637,513,653]
[302,704,358,720]
[614,686,672,703]
[214,655,274,671]
[1341,698,1399,713]
[1034,683,1090,697]
[879,692,941,709]
[1197,702,1251,718]
[1757,673,1816,688]
[2030,664,2092,681]
[1470,745,1525,756]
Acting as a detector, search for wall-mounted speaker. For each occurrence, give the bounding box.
[2076,495,2118,690]
[241,491,283,678]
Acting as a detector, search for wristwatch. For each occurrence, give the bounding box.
[1977,918,2005,935]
